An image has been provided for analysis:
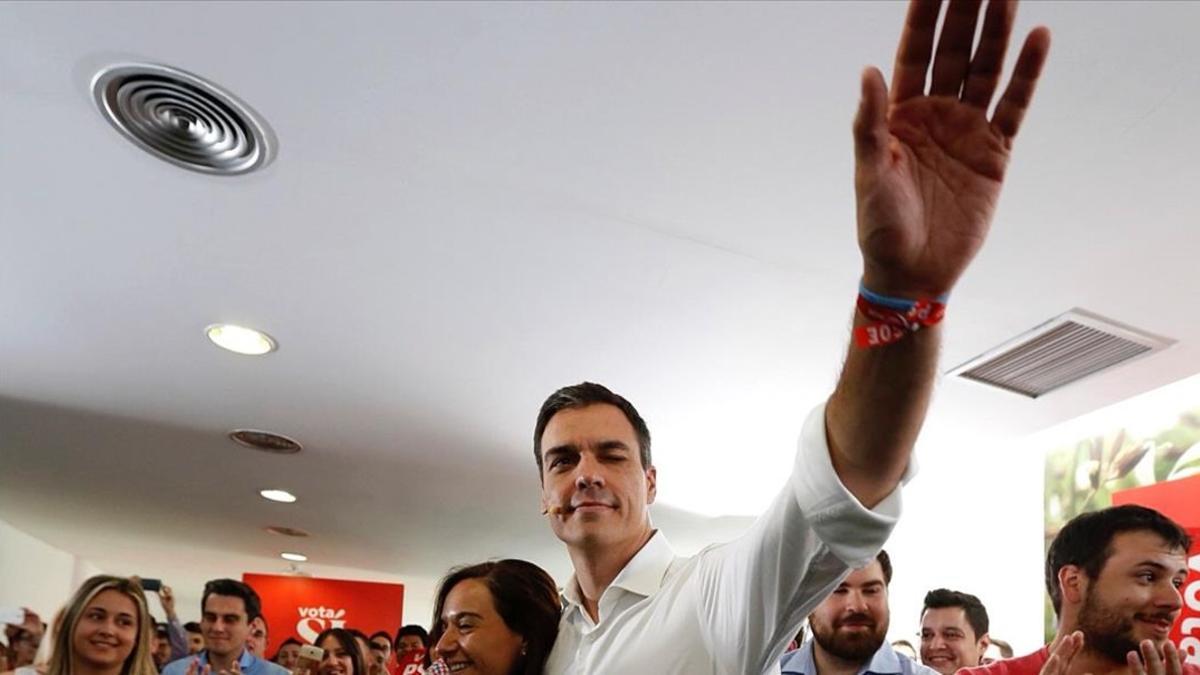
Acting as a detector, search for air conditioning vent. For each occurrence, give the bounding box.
[948,309,1173,398]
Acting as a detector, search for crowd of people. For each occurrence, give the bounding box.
[1,503,1193,675]
[4,0,1197,673]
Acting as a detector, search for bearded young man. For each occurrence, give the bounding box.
[780,551,936,675]
[532,1,1053,673]
[959,505,1197,675]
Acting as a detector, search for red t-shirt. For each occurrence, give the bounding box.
[958,648,1050,675]
[958,648,1200,675]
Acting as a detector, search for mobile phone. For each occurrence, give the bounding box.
[139,579,163,593]
[294,645,324,675]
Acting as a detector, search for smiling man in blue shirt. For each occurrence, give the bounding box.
[782,551,937,675]
[161,580,287,675]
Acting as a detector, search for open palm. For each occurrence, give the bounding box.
[855,0,1051,299]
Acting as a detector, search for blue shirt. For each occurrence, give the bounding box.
[781,639,939,675]
[162,649,289,675]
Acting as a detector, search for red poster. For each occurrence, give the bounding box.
[243,573,405,648]
[1112,475,1200,666]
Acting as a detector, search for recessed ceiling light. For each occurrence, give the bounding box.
[259,489,297,503]
[280,552,308,562]
[206,324,277,356]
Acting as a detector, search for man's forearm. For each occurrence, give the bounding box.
[825,313,940,508]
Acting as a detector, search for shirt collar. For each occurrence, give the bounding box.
[562,530,675,608]
[199,649,255,671]
[862,641,903,675]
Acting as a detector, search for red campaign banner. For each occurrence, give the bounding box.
[243,573,405,649]
[1112,475,1200,666]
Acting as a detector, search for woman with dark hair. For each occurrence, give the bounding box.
[428,560,559,675]
[312,629,364,675]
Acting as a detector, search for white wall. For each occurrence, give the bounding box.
[883,425,1047,655]
[0,517,102,660]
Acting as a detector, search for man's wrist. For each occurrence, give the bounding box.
[861,266,954,301]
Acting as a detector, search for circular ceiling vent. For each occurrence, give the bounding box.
[91,63,276,175]
[229,429,302,454]
[264,525,310,538]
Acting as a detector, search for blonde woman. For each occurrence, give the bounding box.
[46,576,157,675]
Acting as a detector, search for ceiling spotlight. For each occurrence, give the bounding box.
[280,552,308,562]
[259,489,297,503]
[206,324,277,356]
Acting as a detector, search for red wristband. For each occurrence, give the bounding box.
[853,293,946,348]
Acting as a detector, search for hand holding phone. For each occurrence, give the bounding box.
[293,645,324,675]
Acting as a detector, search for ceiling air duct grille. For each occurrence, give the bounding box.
[948,309,1173,398]
[91,63,275,175]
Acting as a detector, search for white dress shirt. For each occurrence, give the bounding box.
[543,402,909,675]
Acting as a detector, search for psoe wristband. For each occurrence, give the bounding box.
[854,283,946,348]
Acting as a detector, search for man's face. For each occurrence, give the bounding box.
[1073,531,1187,664]
[245,617,267,657]
[397,635,424,654]
[201,594,251,659]
[809,561,890,664]
[9,629,40,667]
[187,631,205,654]
[919,607,987,675]
[153,631,173,665]
[538,404,656,552]
[368,637,390,669]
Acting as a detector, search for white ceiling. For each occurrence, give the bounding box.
[3,0,1199,643]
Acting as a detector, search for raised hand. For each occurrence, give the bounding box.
[159,585,177,618]
[854,0,1051,298]
[185,658,212,675]
[1040,631,1088,675]
[1128,638,1185,675]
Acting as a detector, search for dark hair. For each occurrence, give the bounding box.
[393,625,428,652]
[430,560,560,675]
[183,622,201,634]
[202,579,262,621]
[922,588,990,639]
[347,629,369,642]
[272,638,302,662]
[876,549,893,585]
[368,631,391,646]
[314,628,366,675]
[1045,504,1191,615]
[533,382,652,476]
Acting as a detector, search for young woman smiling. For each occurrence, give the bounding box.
[312,629,364,675]
[428,560,560,675]
[46,576,157,675]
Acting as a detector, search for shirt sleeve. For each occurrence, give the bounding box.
[693,402,911,675]
[167,617,188,662]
